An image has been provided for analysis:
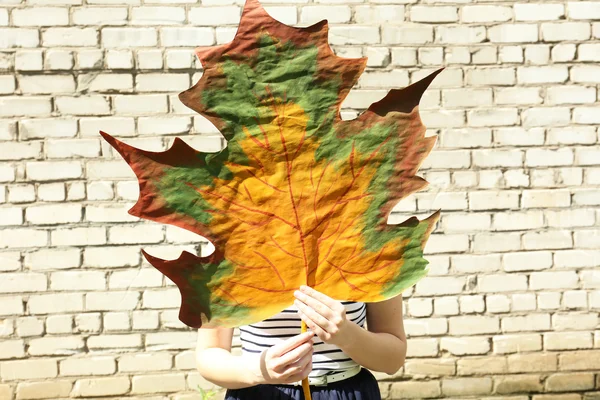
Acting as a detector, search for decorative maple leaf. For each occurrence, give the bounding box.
[100,0,443,329]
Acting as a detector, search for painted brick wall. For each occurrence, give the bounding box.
[0,0,599,399]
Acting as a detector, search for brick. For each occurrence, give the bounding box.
[515,3,564,21]
[545,332,593,351]
[42,28,98,47]
[405,338,438,357]
[86,205,138,223]
[60,356,116,376]
[16,318,43,339]
[1,359,57,381]
[133,310,159,330]
[118,353,172,372]
[0,252,20,272]
[113,94,169,115]
[0,296,24,316]
[51,270,106,291]
[72,7,128,25]
[0,339,25,359]
[494,127,545,146]
[410,6,457,22]
[573,107,600,124]
[0,28,39,48]
[487,295,511,313]
[29,293,83,314]
[494,334,542,354]
[459,357,508,377]
[145,331,197,350]
[389,381,441,399]
[354,5,404,24]
[19,75,75,95]
[441,377,492,396]
[548,127,597,146]
[87,334,142,350]
[0,228,47,249]
[449,316,499,335]
[84,246,140,268]
[581,270,600,289]
[559,350,600,371]
[473,233,521,253]
[37,183,66,202]
[0,120,17,141]
[526,149,573,167]
[433,297,459,316]
[541,22,591,42]
[470,108,519,127]
[25,204,82,225]
[523,107,571,127]
[404,319,448,338]
[131,373,186,394]
[496,87,543,106]
[573,189,600,207]
[441,337,490,355]
[511,293,536,312]
[518,67,569,85]
[553,313,598,331]
[479,274,528,293]
[568,2,600,19]
[86,291,140,311]
[441,213,490,233]
[452,254,501,274]
[404,359,455,377]
[45,314,73,335]
[18,119,74,140]
[28,336,85,356]
[523,230,572,251]
[462,5,512,22]
[74,313,101,334]
[502,314,551,333]
[0,97,52,117]
[24,248,81,271]
[7,185,35,203]
[160,27,214,47]
[56,96,110,116]
[0,273,46,293]
[408,298,433,317]
[503,251,552,272]
[530,271,578,290]
[16,380,73,399]
[538,292,562,310]
[72,377,130,397]
[0,207,23,226]
[495,374,544,394]
[101,27,157,47]
[135,73,189,92]
[331,26,380,45]
[469,191,519,211]
[131,6,186,25]
[522,190,570,208]
[381,24,432,45]
[489,24,538,43]
[103,311,130,332]
[546,373,595,392]
[0,142,43,161]
[52,227,106,246]
[562,290,589,309]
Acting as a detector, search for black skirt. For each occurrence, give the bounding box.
[224,368,382,400]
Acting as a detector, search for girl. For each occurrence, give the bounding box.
[195,285,407,400]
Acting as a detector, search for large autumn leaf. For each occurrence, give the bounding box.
[100,0,443,329]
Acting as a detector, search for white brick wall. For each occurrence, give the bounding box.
[0,0,599,399]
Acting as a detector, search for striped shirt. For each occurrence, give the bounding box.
[239,301,367,378]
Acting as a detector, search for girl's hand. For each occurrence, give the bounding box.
[293,285,356,349]
[249,331,314,385]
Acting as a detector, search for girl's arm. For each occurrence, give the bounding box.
[195,326,315,389]
[294,285,407,375]
[195,327,262,389]
[338,295,407,375]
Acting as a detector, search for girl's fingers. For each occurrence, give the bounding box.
[286,358,313,383]
[275,341,312,371]
[282,347,313,376]
[296,301,331,332]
